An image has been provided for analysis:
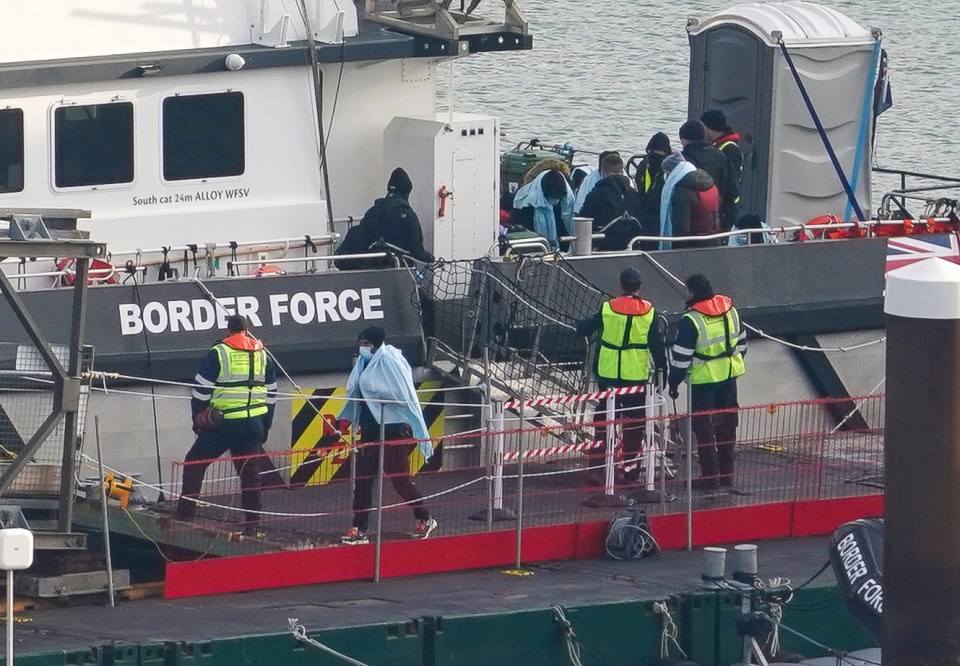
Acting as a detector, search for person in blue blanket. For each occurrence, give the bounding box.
[338,326,437,545]
[510,168,574,251]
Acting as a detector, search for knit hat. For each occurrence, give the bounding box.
[661,152,686,174]
[645,131,671,154]
[700,109,728,132]
[619,266,643,291]
[358,326,386,348]
[387,167,413,198]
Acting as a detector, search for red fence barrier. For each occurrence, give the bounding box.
[163,394,885,597]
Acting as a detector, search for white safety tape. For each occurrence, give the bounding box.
[502,440,603,461]
[502,385,643,409]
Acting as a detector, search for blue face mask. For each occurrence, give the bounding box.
[358,346,374,361]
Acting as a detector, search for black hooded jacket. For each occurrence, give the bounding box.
[579,174,643,231]
[335,167,433,269]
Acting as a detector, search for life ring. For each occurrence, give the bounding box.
[254,264,286,277]
[796,214,863,241]
[55,257,118,285]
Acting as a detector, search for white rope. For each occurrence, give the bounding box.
[829,377,886,435]
[83,370,480,409]
[79,452,485,518]
[289,619,370,666]
[653,601,687,660]
[550,605,585,666]
[631,250,887,354]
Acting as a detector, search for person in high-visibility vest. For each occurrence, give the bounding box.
[577,266,667,484]
[668,274,747,489]
[701,109,744,235]
[176,314,278,534]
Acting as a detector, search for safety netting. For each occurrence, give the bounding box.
[414,255,608,400]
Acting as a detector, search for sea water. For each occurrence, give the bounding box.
[444,0,958,181]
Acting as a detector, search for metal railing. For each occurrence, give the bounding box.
[162,391,885,572]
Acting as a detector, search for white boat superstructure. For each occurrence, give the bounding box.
[0,1,522,257]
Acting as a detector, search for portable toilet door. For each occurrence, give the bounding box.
[687,1,880,230]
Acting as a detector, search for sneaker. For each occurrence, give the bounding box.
[413,518,438,540]
[340,527,369,545]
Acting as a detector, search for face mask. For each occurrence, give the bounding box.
[546,197,561,206]
[358,346,374,360]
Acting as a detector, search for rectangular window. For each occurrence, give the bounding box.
[163,92,244,181]
[0,108,24,193]
[54,102,134,188]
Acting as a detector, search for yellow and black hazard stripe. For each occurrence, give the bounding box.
[289,380,444,487]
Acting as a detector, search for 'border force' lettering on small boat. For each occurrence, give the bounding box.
[117,288,384,335]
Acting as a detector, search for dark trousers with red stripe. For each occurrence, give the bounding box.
[351,424,430,532]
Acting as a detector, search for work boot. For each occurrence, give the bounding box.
[718,474,735,488]
[691,476,720,490]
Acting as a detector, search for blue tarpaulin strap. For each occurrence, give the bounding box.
[845,38,883,223]
[778,40,867,222]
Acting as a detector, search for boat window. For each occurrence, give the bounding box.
[54,102,134,188]
[162,92,244,181]
[0,108,24,193]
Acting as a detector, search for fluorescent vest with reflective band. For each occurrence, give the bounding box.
[717,139,742,205]
[210,342,268,419]
[683,300,745,385]
[597,297,654,382]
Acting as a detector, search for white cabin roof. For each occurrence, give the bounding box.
[0,0,358,64]
[688,1,873,46]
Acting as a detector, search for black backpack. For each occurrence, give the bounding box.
[333,198,410,270]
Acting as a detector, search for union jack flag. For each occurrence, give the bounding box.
[886,233,960,272]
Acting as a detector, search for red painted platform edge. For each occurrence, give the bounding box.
[792,495,883,537]
[165,495,882,599]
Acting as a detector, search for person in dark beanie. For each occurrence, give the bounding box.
[577,267,667,485]
[176,315,278,535]
[679,120,727,214]
[334,166,433,269]
[631,132,672,247]
[700,109,744,233]
[668,274,747,489]
[338,326,437,544]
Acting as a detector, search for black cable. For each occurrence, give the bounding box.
[132,279,166,502]
[792,559,832,592]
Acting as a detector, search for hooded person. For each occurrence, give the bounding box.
[334,167,433,269]
[659,153,696,250]
[701,109,744,233]
[632,132,672,247]
[660,152,721,250]
[511,168,574,250]
[338,326,437,544]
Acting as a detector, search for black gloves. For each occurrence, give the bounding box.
[668,386,680,400]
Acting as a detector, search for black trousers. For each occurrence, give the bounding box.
[176,417,267,525]
[352,424,430,531]
[591,391,647,460]
[690,378,739,479]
